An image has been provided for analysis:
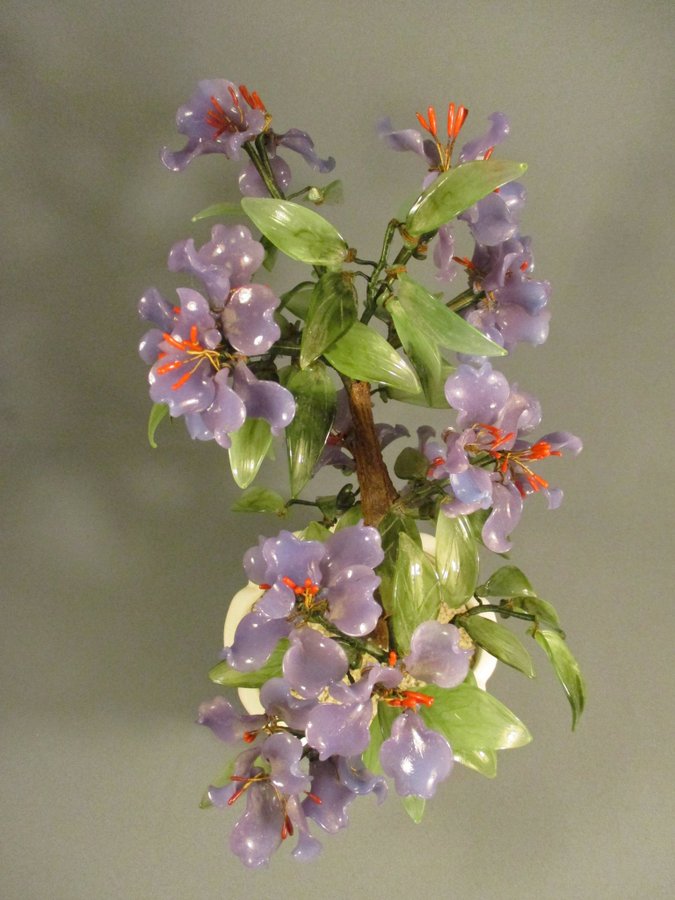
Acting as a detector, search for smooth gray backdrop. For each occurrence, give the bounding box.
[2,1,674,898]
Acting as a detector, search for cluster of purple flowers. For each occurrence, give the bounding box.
[201,523,473,867]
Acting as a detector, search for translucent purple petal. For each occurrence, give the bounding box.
[460,191,519,246]
[229,781,284,868]
[225,609,291,671]
[496,384,542,435]
[492,303,551,351]
[404,621,473,688]
[259,678,318,731]
[302,758,355,832]
[239,156,292,197]
[377,117,430,161]
[539,431,583,456]
[375,422,410,450]
[305,696,374,760]
[208,747,259,807]
[197,697,267,744]
[459,111,510,163]
[139,328,165,365]
[138,286,175,330]
[323,523,384,575]
[481,482,523,553]
[277,128,335,173]
[445,362,511,428]
[449,467,495,508]
[232,362,296,435]
[282,628,349,699]
[335,756,388,804]
[324,567,382,637]
[260,732,310,796]
[379,710,453,799]
[255,582,295,619]
[256,530,325,588]
[222,283,281,354]
[433,225,459,283]
[197,369,246,448]
[286,796,323,862]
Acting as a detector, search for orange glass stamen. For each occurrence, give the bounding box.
[305,792,322,805]
[388,650,398,667]
[259,583,272,590]
[242,731,257,744]
[239,84,266,111]
[427,105,438,137]
[483,146,495,160]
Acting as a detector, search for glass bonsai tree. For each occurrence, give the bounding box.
[138,79,585,868]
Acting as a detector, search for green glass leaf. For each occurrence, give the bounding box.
[395,276,506,358]
[301,521,332,542]
[228,418,272,489]
[435,511,479,606]
[283,361,337,497]
[335,504,363,530]
[191,201,244,222]
[231,487,286,514]
[377,510,422,618]
[405,159,528,236]
[261,235,278,272]
[388,297,455,403]
[459,615,534,677]
[147,403,169,449]
[421,683,532,751]
[402,795,426,823]
[478,565,536,598]
[533,629,586,729]
[240,198,348,266]
[513,595,561,627]
[453,747,497,778]
[209,639,289,688]
[300,272,358,368]
[324,322,421,394]
[281,286,313,319]
[394,447,429,480]
[199,756,238,809]
[391,533,442,652]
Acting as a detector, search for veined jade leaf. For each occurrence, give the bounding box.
[405,159,527,235]
[434,511,479,606]
[478,565,536,599]
[391,533,442,652]
[395,275,506,358]
[453,747,497,778]
[283,362,337,496]
[459,614,535,678]
[388,297,453,404]
[300,272,358,368]
[421,683,532,751]
[324,322,421,394]
[209,639,289,688]
[191,201,245,222]
[533,629,586,729]
[228,418,272,489]
[241,198,348,267]
[402,796,426,823]
[231,487,286,514]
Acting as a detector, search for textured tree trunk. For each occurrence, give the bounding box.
[345,380,397,526]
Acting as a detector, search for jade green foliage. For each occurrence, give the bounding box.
[209,639,289,688]
[405,159,527,235]
[282,362,337,496]
[228,418,272,489]
[147,403,169,449]
[324,321,421,393]
[460,615,535,677]
[300,272,358,367]
[241,198,348,267]
[390,533,442,652]
[435,512,479,606]
[533,628,586,729]
[231,487,286,514]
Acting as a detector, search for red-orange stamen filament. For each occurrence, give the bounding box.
[427,105,437,137]
[388,650,398,667]
[453,105,468,137]
[259,583,272,590]
[242,731,257,744]
[305,792,322,805]
[416,112,430,133]
[483,146,495,160]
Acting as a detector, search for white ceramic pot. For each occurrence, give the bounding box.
[223,531,497,715]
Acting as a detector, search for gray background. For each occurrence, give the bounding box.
[2,1,674,897]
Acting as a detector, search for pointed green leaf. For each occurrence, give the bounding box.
[394,447,429,480]
[396,276,506,358]
[324,322,421,394]
[281,285,314,319]
[391,533,442,652]
[228,418,272,489]
[377,511,421,618]
[479,565,536,598]
[402,796,426,823]
[209,639,290,688]
[453,747,497,778]
[388,297,456,403]
[191,201,244,222]
[513,595,561,627]
[406,159,528,236]
[301,521,332,542]
[421,683,532,751]
[435,511,479,606]
[283,361,337,496]
[300,272,358,368]
[335,504,363,530]
[533,629,586,729]
[231,487,286,514]
[147,403,169,449]
[240,198,348,266]
[459,615,534,677]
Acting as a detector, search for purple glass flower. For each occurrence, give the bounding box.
[302,756,386,834]
[197,696,266,744]
[282,627,349,699]
[421,362,581,551]
[138,287,176,365]
[404,621,473,688]
[239,156,292,198]
[229,778,285,868]
[227,523,384,671]
[380,711,453,799]
[161,80,266,172]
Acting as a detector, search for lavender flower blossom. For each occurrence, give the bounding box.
[161,80,266,172]
[380,711,454,799]
[404,621,473,688]
[422,362,582,551]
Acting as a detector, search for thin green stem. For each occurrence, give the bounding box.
[460,603,538,624]
[446,287,483,313]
